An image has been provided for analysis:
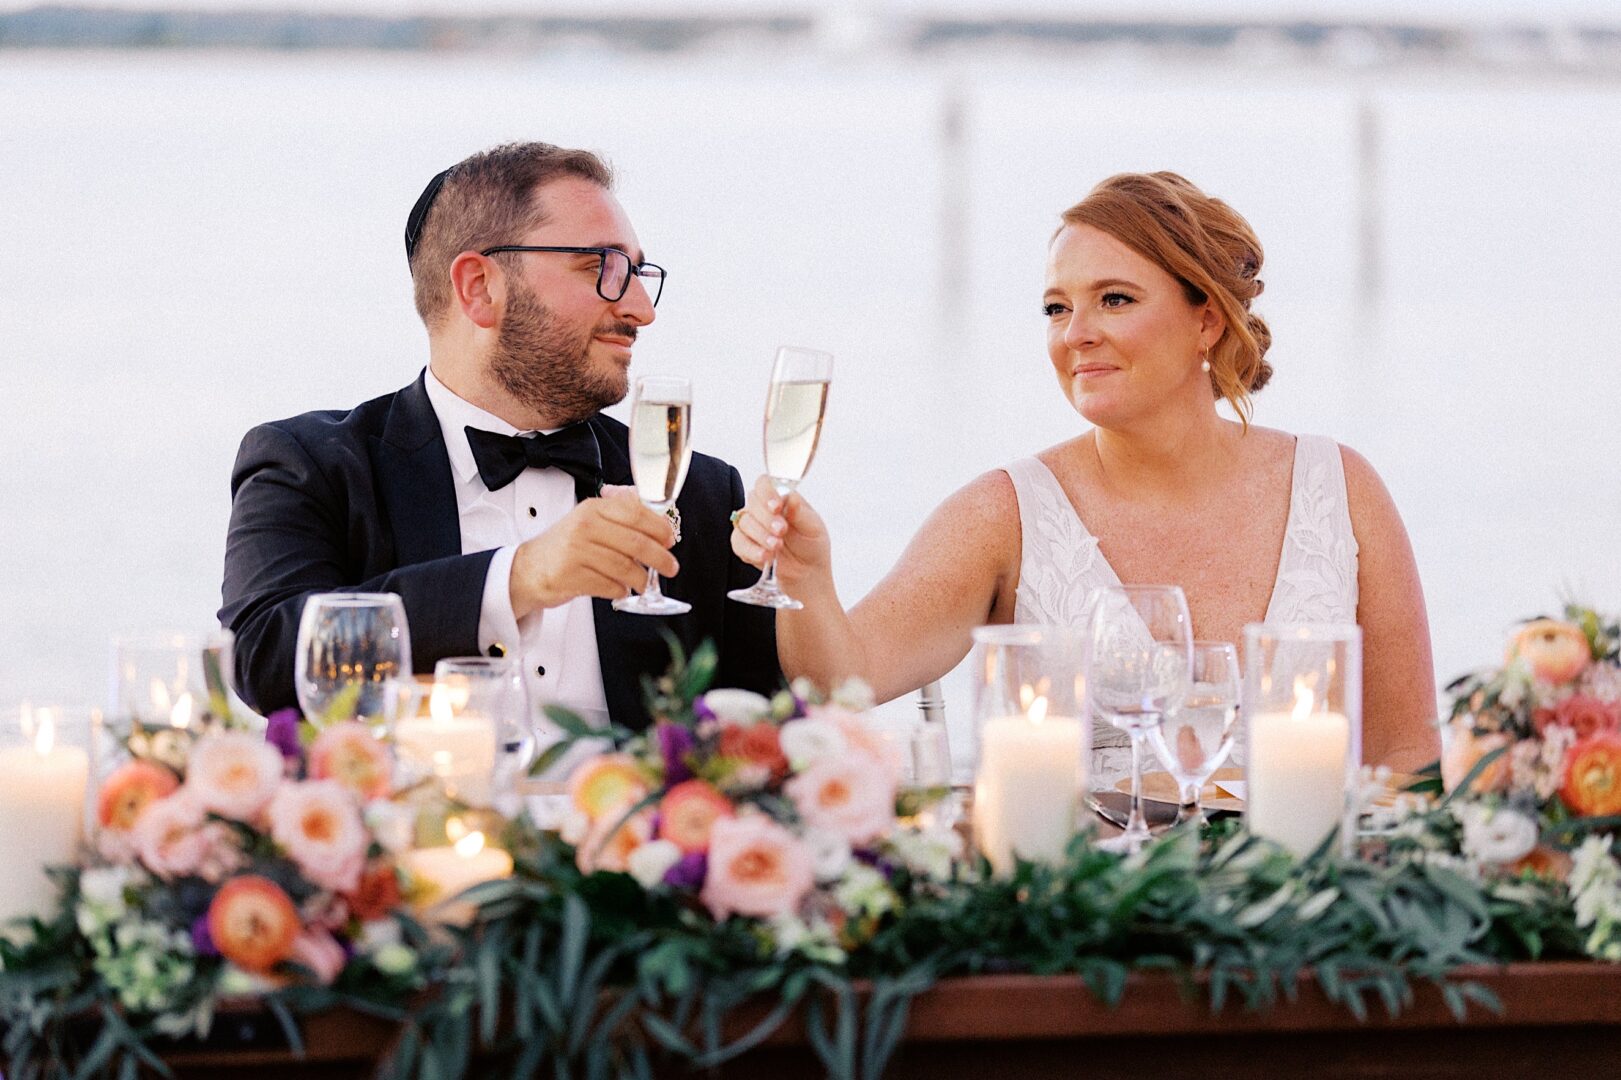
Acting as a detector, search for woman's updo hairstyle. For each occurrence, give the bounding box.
[1059,172,1272,422]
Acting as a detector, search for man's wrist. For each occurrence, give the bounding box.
[509,540,552,620]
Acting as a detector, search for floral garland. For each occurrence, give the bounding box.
[7,624,1621,1079]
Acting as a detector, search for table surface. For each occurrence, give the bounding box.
[151,961,1621,1080]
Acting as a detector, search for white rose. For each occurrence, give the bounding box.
[79,866,133,911]
[626,839,683,890]
[803,829,852,882]
[1458,804,1539,865]
[700,689,772,725]
[829,678,876,713]
[778,718,847,771]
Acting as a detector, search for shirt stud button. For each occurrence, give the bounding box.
[536,665,547,677]
[528,506,538,518]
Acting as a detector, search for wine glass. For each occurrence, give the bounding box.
[615,375,694,615]
[1088,584,1193,854]
[728,345,833,610]
[1147,641,1241,826]
[294,592,412,727]
[109,631,236,729]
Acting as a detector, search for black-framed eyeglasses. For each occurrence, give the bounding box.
[479,245,666,307]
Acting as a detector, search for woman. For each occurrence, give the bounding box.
[732,172,1438,771]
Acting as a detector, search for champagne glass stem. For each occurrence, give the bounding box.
[640,564,663,603]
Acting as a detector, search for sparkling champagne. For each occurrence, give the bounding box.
[629,400,692,507]
[763,378,829,486]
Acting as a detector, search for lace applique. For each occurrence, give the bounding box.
[1004,458,1110,629]
[1264,435,1359,626]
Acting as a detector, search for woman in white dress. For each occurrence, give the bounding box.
[731,172,1439,771]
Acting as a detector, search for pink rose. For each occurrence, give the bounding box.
[308,722,393,801]
[132,791,208,879]
[1534,695,1621,741]
[187,732,284,822]
[700,814,814,921]
[287,927,347,985]
[785,754,897,845]
[268,780,367,893]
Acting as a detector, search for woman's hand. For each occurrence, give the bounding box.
[729,475,833,592]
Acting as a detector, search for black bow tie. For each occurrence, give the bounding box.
[464,424,603,502]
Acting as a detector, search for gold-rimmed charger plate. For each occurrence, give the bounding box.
[1113,766,1246,813]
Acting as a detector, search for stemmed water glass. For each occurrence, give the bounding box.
[294,592,412,727]
[1148,641,1241,826]
[729,346,833,610]
[615,375,693,616]
[1088,584,1193,854]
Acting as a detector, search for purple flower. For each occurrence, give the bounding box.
[692,698,717,723]
[656,722,695,785]
[663,851,708,891]
[191,914,220,958]
[854,849,899,881]
[264,708,303,760]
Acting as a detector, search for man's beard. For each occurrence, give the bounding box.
[488,283,632,425]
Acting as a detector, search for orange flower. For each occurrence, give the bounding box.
[97,760,180,831]
[208,875,300,974]
[657,780,734,853]
[719,723,788,779]
[1510,845,1573,882]
[345,861,403,922]
[1440,718,1510,795]
[1509,619,1592,685]
[576,811,654,875]
[567,754,649,821]
[1562,732,1621,817]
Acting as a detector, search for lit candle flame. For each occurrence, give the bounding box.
[454,830,486,859]
[148,678,173,719]
[170,692,194,730]
[445,815,467,842]
[429,680,470,724]
[33,710,56,756]
[1291,678,1315,720]
[1027,695,1049,725]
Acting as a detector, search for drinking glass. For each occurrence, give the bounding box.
[109,631,235,729]
[1148,641,1241,826]
[615,375,693,616]
[1088,585,1193,854]
[729,345,833,610]
[294,592,412,727]
[874,715,958,833]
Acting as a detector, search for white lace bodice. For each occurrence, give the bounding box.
[1002,435,1360,772]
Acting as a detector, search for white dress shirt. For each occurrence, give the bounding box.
[422,369,611,739]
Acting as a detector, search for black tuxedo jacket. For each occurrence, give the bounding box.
[219,372,781,728]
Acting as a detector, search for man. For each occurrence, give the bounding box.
[220,141,779,729]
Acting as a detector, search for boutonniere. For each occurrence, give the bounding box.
[665,506,682,545]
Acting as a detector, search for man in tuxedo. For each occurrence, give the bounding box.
[220,141,780,730]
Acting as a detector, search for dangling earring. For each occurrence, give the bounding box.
[1199,348,1211,374]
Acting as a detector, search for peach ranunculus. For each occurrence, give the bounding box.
[1561,732,1621,818]
[97,760,180,833]
[1533,695,1621,741]
[700,813,815,921]
[576,810,654,875]
[187,732,285,822]
[657,780,735,854]
[1440,718,1512,795]
[567,754,651,821]
[784,754,897,845]
[308,722,393,801]
[719,723,789,780]
[268,780,368,893]
[287,927,347,985]
[1509,619,1592,685]
[208,875,300,974]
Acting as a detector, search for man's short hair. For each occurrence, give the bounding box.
[408,142,614,329]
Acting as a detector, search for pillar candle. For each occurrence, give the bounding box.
[1247,708,1350,858]
[0,718,90,923]
[975,713,1084,874]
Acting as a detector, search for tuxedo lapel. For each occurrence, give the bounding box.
[373,373,462,567]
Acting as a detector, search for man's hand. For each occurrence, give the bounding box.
[510,488,678,618]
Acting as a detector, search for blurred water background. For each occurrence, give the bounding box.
[2,4,1620,732]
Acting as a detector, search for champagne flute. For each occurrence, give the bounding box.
[1148,641,1241,826]
[615,375,693,616]
[1088,584,1193,854]
[728,345,833,610]
[294,592,412,727]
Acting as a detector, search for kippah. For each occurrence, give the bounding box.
[404,166,454,263]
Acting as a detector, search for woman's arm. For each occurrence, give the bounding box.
[732,471,1021,703]
[1340,445,1441,771]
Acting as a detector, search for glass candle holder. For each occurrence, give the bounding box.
[1243,623,1362,859]
[967,625,1089,874]
[394,657,524,809]
[109,630,235,730]
[0,705,99,923]
[399,804,514,926]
